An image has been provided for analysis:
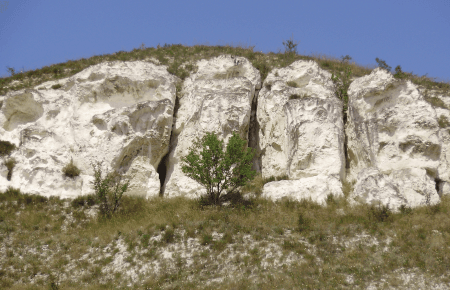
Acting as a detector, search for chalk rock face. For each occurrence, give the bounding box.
[424,91,450,196]
[259,60,345,202]
[163,55,261,198]
[262,176,343,204]
[352,167,439,208]
[347,68,441,208]
[0,61,178,198]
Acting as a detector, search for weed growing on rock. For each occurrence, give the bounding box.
[0,140,16,157]
[438,115,450,128]
[62,158,81,178]
[4,157,16,181]
[286,81,299,88]
[423,90,448,109]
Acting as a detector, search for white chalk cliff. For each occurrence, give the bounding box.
[1,57,449,209]
[163,55,261,198]
[257,61,345,204]
[0,61,178,198]
[346,68,442,209]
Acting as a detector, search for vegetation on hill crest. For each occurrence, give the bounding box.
[1,43,448,98]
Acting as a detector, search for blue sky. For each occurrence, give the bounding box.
[1,0,449,81]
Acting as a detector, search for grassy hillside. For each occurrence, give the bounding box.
[1,44,449,98]
[1,44,450,289]
[1,186,450,289]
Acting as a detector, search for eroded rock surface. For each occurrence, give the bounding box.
[0,61,178,198]
[163,55,261,198]
[346,68,441,209]
[259,60,345,203]
[420,89,450,196]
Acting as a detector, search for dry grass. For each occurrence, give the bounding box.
[1,185,450,289]
[2,43,447,99]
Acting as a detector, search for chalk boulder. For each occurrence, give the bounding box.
[346,68,441,209]
[0,61,178,198]
[259,60,345,202]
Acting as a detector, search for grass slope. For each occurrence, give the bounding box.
[1,186,450,289]
[1,43,449,99]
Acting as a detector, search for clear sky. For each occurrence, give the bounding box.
[1,0,449,81]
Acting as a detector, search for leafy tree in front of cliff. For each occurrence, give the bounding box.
[181,132,256,206]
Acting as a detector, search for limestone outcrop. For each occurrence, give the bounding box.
[258,60,345,203]
[346,68,441,209]
[422,89,450,196]
[163,55,261,198]
[0,61,178,198]
[1,56,449,209]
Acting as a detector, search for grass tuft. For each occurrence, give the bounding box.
[62,158,81,178]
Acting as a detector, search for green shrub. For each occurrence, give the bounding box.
[399,204,412,215]
[162,227,175,244]
[0,140,16,157]
[331,64,352,113]
[393,65,408,79]
[51,84,62,90]
[181,131,256,205]
[368,204,392,223]
[375,57,392,72]
[71,194,97,208]
[91,161,129,218]
[62,158,81,178]
[282,35,299,55]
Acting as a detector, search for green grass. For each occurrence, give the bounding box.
[1,186,450,289]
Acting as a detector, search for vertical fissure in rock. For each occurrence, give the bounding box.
[158,84,181,196]
[157,152,169,196]
[435,178,442,196]
[343,111,350,170]
[247,88,261,172]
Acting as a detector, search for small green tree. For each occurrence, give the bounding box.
[181,132,256,205]
[91,161,129,218]
[375,57,392,72]
[282,34,299,55]
[331,61,352,114]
